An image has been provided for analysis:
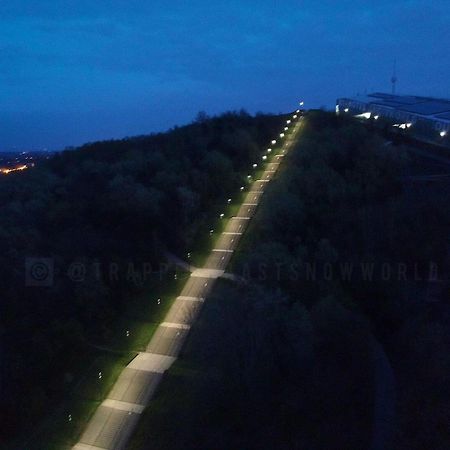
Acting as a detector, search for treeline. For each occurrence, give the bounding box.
[0,110,284,442]
[132,111,450,449]
[233,111,450,449]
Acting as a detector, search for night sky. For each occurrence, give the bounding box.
[1,0,449,150]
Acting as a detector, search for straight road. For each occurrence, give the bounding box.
[72,114,303,450]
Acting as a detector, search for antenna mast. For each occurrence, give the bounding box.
[391,59,397,95]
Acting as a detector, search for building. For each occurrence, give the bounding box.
[336,93,450,140]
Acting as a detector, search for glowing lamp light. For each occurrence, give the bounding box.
[280,133,285,138]
[271,140,276,144]
[293,115,298,119]
[253,163,258,168]
[344,108,349,113]
[286,120,291,124]
[440,131,447,137]
[267,149,272,153]
[354,112,371,119]
[284,127,289,131]
[220,213,225,218]
[262,155,267,160]
[374,115,379,120]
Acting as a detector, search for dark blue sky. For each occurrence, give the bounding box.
[1,0,449,150]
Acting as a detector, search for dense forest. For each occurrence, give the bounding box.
[130,111,450,450]
[0,111,285,445]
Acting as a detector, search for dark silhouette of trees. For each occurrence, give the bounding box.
[0,111,284,443]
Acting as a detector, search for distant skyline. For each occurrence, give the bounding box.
[1,0,449,151]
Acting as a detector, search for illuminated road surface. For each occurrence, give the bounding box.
[72,116,302,450]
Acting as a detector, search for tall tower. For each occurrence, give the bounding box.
[391,59,397,95]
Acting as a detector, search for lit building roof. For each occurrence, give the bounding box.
[338,93,450,121]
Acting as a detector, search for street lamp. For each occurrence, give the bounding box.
[280,133,285,138]
[286,120,291,124]
[267,148,272,153]
[240,186,244,191]
[227,198,231,203]
[253,163,257,168]
[271,140,276,144]
[440,131,447,137]
[262,155,267,160]
[220,213,225,218]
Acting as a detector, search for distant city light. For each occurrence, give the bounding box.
[0,165,28,175]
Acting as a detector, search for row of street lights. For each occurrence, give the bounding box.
[73,101,305,427]
[215,100,304,224]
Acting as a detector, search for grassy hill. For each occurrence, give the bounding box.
[128,111,450,450]
[0,110,286,448]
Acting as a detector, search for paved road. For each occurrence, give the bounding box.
[72,115,303,450]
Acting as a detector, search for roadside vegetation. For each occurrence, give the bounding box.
[0,110,285,448]
[130,111,450,450]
